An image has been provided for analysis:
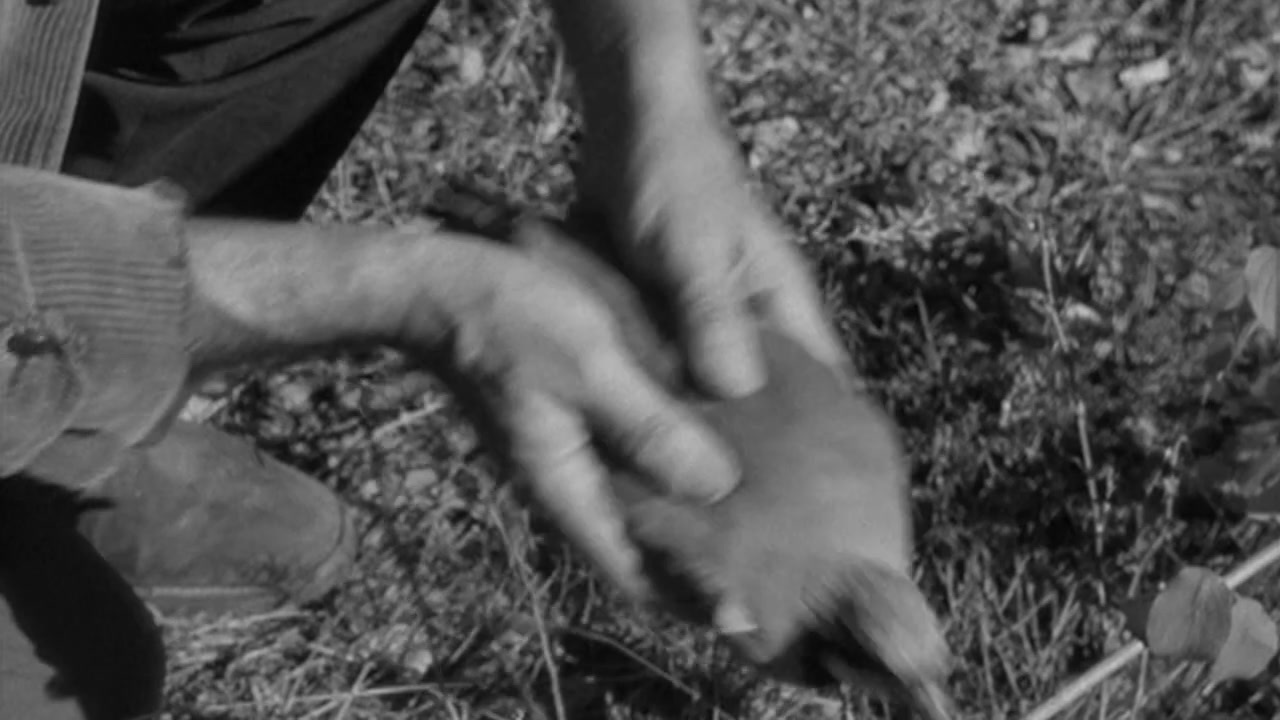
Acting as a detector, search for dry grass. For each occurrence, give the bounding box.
[164,0,1280,718]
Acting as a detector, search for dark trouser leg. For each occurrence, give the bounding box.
[0,478,165,720]
[63,0,441,220]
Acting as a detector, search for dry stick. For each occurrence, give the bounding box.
[1022,532,1280,720]
[489,503,568,720]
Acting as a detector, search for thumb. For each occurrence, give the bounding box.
[673,266,766,399]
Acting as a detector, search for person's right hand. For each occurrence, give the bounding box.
[395,230,740,602]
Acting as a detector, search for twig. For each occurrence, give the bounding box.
[554,625,704,702]
[332,662,374,720]
[1023,532,1280,720]
[202,681,465,712]
[489,504,568,720]
[370,398,449,442]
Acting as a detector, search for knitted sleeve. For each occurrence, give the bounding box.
[0,165,191,484]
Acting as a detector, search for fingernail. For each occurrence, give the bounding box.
[671,423,741,504]
[700,332,765,398]
[714,357,765,397]
[713,598,759,635]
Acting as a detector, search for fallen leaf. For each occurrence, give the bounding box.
[1208,596,1279,684]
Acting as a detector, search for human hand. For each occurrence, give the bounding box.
[395,232,740,601]
[513,219,953,717]
[577,113,852,399]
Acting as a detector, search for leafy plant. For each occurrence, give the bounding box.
[1121,565,1277,685]
[1029,240,1280,720]
[1127,242,1280,684]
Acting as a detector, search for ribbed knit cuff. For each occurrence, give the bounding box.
[1,166,191,478]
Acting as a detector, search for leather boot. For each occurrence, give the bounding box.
[76,420,358,616]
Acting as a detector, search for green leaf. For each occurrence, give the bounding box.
[1209,272,1246,315]
[1200,331,1237,377]
[1207,596,1279,684]
[1142,567,1233,662]
[1245,246,1280,339]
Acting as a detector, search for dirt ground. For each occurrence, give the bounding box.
[164,0,1280,718]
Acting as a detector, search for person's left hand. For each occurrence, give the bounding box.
[577,112,852,400]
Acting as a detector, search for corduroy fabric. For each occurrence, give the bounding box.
[0,166,190,481]
[0,0,100,171]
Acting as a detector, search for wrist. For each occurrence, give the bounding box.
[383,228,505,360]
[554,0,719,149]
[185,219,453,374]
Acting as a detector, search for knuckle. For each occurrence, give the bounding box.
[573,323,632,388]
[508,397,585,467]
[678,276,736,325]
[612,409,681,471]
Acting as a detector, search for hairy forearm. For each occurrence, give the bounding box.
[184,219,467,378]
[548,0,717,141]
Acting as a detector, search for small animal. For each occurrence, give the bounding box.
[512,217,954,719]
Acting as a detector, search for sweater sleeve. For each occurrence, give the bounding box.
[0,165,191,480]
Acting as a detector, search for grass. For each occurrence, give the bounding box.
[162,0,1280,718]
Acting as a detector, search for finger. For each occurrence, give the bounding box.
[680,270,767,398]
[505,390,655,603]
[580,345,741,503]
[655,233,766,398]
[744,222,856,382]
[714,596,760,635]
